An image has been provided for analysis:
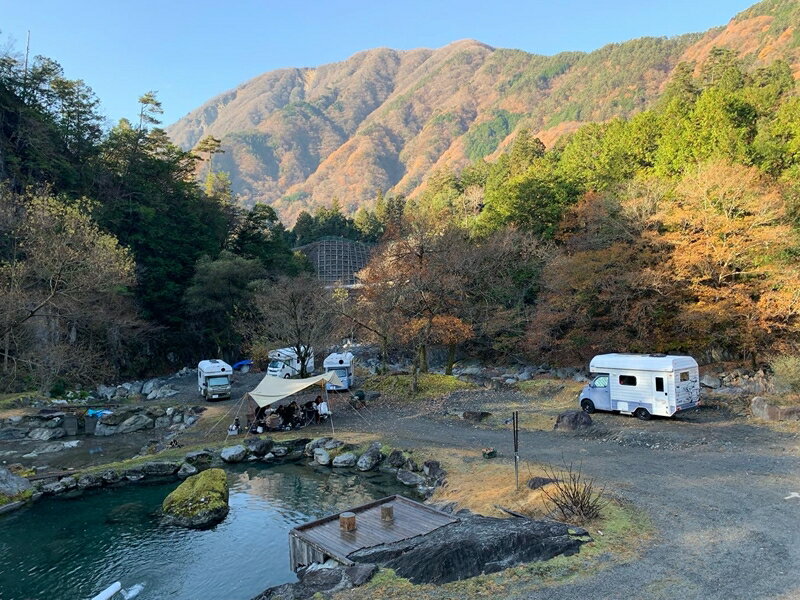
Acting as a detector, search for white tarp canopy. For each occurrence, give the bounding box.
[247,371,343,408]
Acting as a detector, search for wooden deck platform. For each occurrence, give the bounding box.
[289,495,458,571]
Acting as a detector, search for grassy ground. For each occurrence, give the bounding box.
[478,379,585,431]
[360,374,475,402]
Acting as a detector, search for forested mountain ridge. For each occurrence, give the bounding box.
[167,0,800,223]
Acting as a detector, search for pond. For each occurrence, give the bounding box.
[0,463,413,600]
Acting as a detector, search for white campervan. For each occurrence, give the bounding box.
[197,359,233,400]
[267,347,313,379]
[579,353,700,420]
[323,352,355,391]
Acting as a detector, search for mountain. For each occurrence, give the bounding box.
[166,0,800,223]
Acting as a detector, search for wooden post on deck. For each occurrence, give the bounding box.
[339,512,356,531]
[381,505,394,522]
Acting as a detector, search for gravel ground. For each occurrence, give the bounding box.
[329,389,800,600]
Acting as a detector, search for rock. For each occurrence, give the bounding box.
[253,563,378,600]
[154,416,171,428]
[183,414,198,426]
[177,463,198,479]
[145,406,166,418]
[349,514,587,584]
[517,370,531,382]
[505,378,517,384]
[323,439,345,450]
[403,457,419,472]
[245,437,274,457]
[572,373,590,383]
[387,449,406,468]
[99,409,136,426]
[554,411,593,431]
[462,411,492,422]
[314,448,331,466]
[27,427,66,441]
[0,428,29,440]
[397,469,426,486]
[423,460,446,482]
[356,443,384,471]
[185,450,213,466]
[0,467,32,499]
[141,461,181,477]
[332,452,357,467]
[171,412,183,423]
[141,378,160,395]
[117,415,154,434]
[261,453,275,462]
[94,423,119,436]
[305,437,333,456]
[459,366,482,376]
[751,396,800,422]
[58,476,77,490]
[77,474,102,490]
[271,446,289,457]
[96,384,115,400]
[527,476,559,490]
[123,469,144,482]
[701,374,722,389]
[100,469,121,484]
[220,445,248,463]
[162,468,229,529]
[41,480,67,495]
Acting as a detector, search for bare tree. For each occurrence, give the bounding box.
[245,275,335,377]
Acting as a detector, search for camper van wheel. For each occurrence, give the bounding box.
[634,408,651,421]
[283,374,290,379]
[580,399,595,414]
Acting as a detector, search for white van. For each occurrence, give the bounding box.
[267,347,313,379]
[323,352,355,391]
[197,359,233,400]
[579,353,700,420]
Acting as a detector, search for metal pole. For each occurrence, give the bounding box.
[325,386,334,435]
[513,410,519,490]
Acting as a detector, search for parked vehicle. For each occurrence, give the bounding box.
[579,353,700,420]
[323,352,355,391]
[197,359,233,400]
[267,347,313,379]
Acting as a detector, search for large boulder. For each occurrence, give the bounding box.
[252,564,377,600]
[162,468,229,529]
[220,445,248,463]
[0,467,32,500]
[314,448,331,466]
[751,396,800,422]
[27,427,66,441]
[185,450,213,466]
[422,460,446,483]
[0,428,29,440]
[141,378,160,396]
[554,411,593,431]
[99,409,137,426]
[245,437,274,457]
[177,463,198,479]
[304,437,332,456]
[93,423,119,436]
[397,469,426,487]
[356,443,384,472]
[387,449,406,468]
[141,461,181,477]
[332,452,357,468]
[349,514,587,584]
[701,374,722,389]
[117,414,154,434]
[77,474,102,490]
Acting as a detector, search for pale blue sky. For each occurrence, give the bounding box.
[1,0,756,127]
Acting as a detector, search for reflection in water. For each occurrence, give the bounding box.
[0,463,413,600]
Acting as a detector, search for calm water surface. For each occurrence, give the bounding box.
[0,463,411,600]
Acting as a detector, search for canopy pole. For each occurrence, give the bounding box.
[325,386,334,435]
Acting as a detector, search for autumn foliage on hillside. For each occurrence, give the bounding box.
[395,48,800,366]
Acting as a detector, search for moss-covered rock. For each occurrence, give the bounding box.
[162,468,229,529]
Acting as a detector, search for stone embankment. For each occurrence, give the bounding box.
[0,405,205,441]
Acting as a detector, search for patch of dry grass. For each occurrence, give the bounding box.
[478,378,585,431]
[360,374,475,402]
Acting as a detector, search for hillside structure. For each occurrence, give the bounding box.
[294,237,372,287]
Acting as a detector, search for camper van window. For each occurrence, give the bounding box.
[655,377,664,392]
[679,372,690,382]
[332,368,348,378]
[207,376,229,386]
[269,360,283,370]
[619,375,637,386]
[592,375,609,388]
